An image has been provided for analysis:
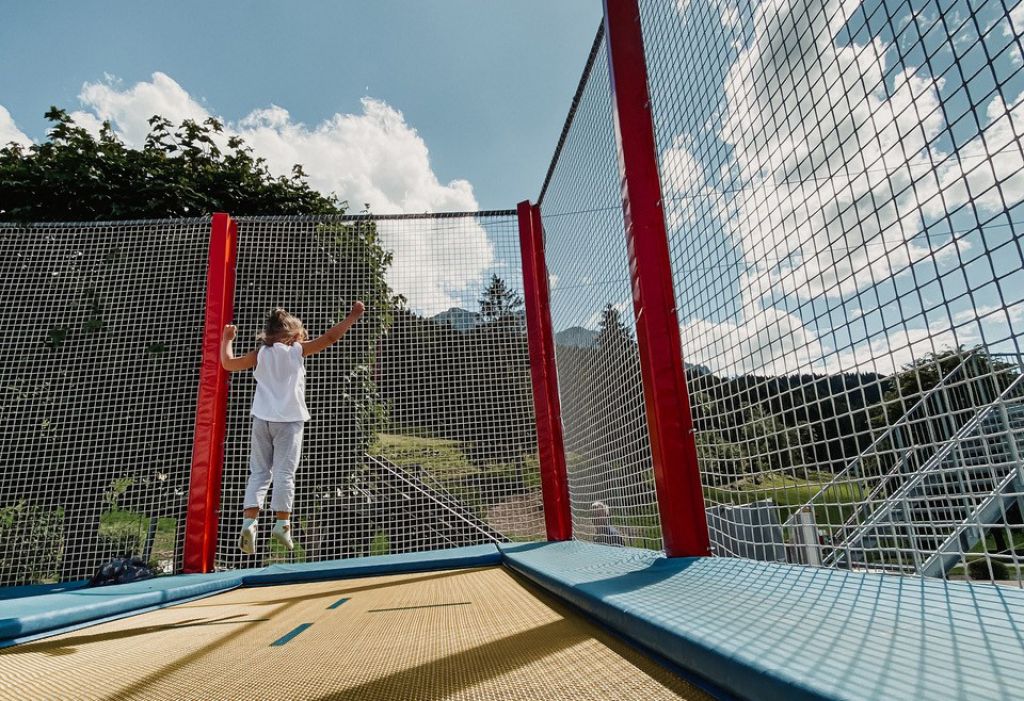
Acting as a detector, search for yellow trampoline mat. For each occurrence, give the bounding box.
[0,566,712,700]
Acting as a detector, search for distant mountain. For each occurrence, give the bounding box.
[431,307,481,331]
[555,326,599,348]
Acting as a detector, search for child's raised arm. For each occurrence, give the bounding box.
[302,301,365,357]
[221,324,258,372]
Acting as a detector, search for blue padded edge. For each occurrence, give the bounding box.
[242,543,501,586]
[500,541,1024,701]
[0,544,501,647]
[0,570,245,648]
[0,586,244,648]
[0,579,88,600]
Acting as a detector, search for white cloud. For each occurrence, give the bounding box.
[721,18,956,301]
[831,321,974,375]
[679,0,1024,377]
[0,106,32,148]
[676,0,742,32]
[66,110,107,138]
[76,72,210,146]
[1011,302,1024,324]
[929,94,1024,216]
[1007,3,1024,65]
[952,304,1001,324]
[660,135,705,231]
[235,98,478,216]
[70,72,491,314]
[380,218,493,315]
[661,134,701,196]
[74,73,479,215]
[680,304,825,376]
[680,292,977,377]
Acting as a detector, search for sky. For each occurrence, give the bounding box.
[3,0,1023,377]
[0,1,604,212]
[655,0,1024,376]
[541,0,1024,378]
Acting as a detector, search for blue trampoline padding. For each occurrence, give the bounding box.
[242,543,501,586]
[500,541,1024,701]
[0,544,501,647]
[0,570,245,647]
[0,579,88,600]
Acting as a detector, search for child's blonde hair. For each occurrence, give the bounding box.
[258,308,308,346]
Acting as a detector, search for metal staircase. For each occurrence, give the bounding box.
[786,353,1024,577]
[825,378,1024,573]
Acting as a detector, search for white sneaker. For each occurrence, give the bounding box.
[271,521,294,551]
[239,520,257,554]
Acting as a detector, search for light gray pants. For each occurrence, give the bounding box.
[244,418,304,513]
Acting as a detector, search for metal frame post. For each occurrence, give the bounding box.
[183,212,238,572]
[518,200,572,541]
[603,0,710,556]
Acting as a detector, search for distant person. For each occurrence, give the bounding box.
[591,501,625,547]
[221,303,365,554]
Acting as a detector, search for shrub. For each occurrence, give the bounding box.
[0,502,64,583]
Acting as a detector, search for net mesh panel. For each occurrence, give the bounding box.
[539,28,664,552]
[219,213,540,569]
[639,0,1024,583]
[0,219,209,586]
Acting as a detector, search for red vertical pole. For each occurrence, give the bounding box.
[183,212,238,573]
[603,0,710,557]
[518,200,572,541]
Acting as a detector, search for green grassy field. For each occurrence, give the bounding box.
[370,434,866,548]
[82,448,868,569]
[704,473,865,530]
[369,432,548,548]
[616,513,662,548]
[370,433,478,479]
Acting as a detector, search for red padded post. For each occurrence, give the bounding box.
[183,212,238,573]
[603,0,710,557]
[518,200,572,541]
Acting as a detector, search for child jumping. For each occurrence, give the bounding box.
[221,302,365,554]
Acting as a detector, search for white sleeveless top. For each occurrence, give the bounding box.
[251,342,311,422]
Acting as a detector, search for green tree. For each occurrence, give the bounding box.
[596,304,633,350]
[0,110,395,582]
[284,219,397,564]
[859,347,1022,492]
[593,304,648,469]
[466,276,533,465]
[0,108,343,221]
[873,348,1018,429]
[737,404,816,477]
[478,274,524,327]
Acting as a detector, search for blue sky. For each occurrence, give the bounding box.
[3,0,1022,375]
[0,0,603,210]
[539,0,1024,376]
